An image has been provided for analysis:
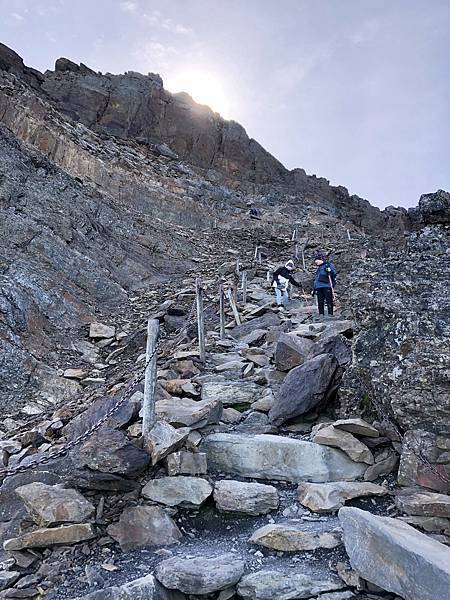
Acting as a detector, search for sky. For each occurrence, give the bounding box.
[1,0,449,208]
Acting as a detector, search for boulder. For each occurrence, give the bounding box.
[0,571,20,591]
[75,428,150,475]
[249,523,342,551]
[201,381,263,407]
[274,333,314,371]
[214,480,279,515]
[75,574,182,599]
[155,554,245,595]
[202,433,366,482]
[107,506,181,552]
[418,189,450,224]
[307,335,352,367]
[297,481,388,512]
[339,507,450,600]
[15,483,94,526]
[144,421,190,465]
[398,430,450,493]
[395,490,450,517]
[314,425,374,464]
[235,411,274,434]
[89,322,116,339]
[141,476,212,508]
[165,451,207,476]
[269,354,339,425]
[63,394,141,439]
[364,454,399,481]
[333,418,379,438]
[156,397,222,428]
[4,523,96,550]
[237,570,344,599]
[231,313,281,339]
[240,329,267,346]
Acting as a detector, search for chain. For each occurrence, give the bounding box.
[0,338,161,481]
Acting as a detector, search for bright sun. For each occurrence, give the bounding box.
[166,69,231,119]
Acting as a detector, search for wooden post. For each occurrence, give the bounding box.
[236,257,240,276]
[196,277,206,362]
[241,271,247,305]
[219,284,226,339]
[301,247,306,270]
[254,245,259,261]
[258,249,262,265]
[142,318,159,439]
[226,288,241,325]
[347,229,351,241]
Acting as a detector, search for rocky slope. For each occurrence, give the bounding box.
[0,41,449,600]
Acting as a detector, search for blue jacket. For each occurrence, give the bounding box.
[314,262,337,289]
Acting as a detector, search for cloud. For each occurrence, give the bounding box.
[143,10,193,35]
[350,19,380,45]
[120,1,137,12]
[133,40,179,72]
[11,12,24,21]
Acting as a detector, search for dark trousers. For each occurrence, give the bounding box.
[316,287,333,315]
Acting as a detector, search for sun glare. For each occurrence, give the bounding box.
[166,70,231,118]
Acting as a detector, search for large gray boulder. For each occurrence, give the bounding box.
[141,477,213,508]
[269,354,338,425]
[249,523,342,551]
[418,189,450,224]
[107,506,182,552]
[155,554,245,595]
[15,482,94,526]
[214,480,279,515]
[202,434,366,482]
[201,381,263,407]
[339,507,450,600]
[237,570,344,599]
[274,333,314,371]
[156,397,222,428]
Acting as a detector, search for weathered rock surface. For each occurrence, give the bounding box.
[249,523,341,551]
[418,189,450,224]
[89,322,115,339]
[142,476,213,508]
[274,333,314,371]
[165,451,207,476]
[155,554,245,595]
[75,574,180,599]
[107,506,181,552]
[395,490,450,517]
[333,418,379,438]
[144,421,190,465]
[237,570,344,599]
[314,425,374,464]
[339,507,450,600]
[214,480,279,515]
[398,430,450,493]
[269,354,339,425]
[201,381,263,407]
[76,428,150,475]
[15,482,94,526]
[202,433,366,482]
[156,397,222,428]
[297,481,388,512]
[307,335,352,367]
[4,523,96,550]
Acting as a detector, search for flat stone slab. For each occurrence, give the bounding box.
[15,482,94,526]
[202,434,366,483]
[298,481,388,512]
[339,507,450,600]
[156,397,222,428]
[237,570,344,599]
[4,523,96,550]
[75,574,177,599]
[201,381,264,407]
[155,553,245,595]
[333,418,379,438]
[214,480,279,515]
[395,490,450,517]
[249,523,342,551]
[314,425,374,464]
[141,476,212,508]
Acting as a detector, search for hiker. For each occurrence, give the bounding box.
[312,253,337,316]
[271,260,301,306]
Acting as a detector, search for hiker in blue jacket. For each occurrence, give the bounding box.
[312,253,337,316]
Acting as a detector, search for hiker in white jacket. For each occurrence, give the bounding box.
[271,260,301,306]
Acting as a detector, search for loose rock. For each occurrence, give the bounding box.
[214,480,279,515]
[142,476,213,508]
[297,481,388,512]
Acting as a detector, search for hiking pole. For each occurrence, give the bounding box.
[328,275,338,309]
